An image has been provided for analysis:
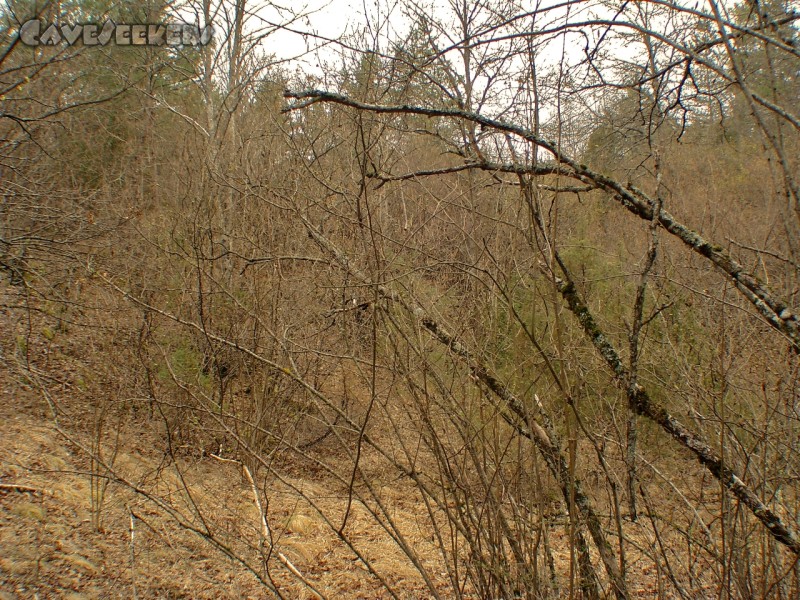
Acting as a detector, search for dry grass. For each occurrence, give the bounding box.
[0,282,740,599]
[0,335,444,599]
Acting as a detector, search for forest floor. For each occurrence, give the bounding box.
[0,341,447,597]
[0,279,683,599]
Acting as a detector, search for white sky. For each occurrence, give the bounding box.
[253,0,638,77]
[264,0,356,60]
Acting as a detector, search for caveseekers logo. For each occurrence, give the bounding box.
[18,20,214,47]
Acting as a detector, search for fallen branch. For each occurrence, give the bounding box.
[283,90,800,352]
[553,274,800,555]
[294,212,628,600]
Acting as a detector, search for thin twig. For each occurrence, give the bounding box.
[0,483,42,493]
